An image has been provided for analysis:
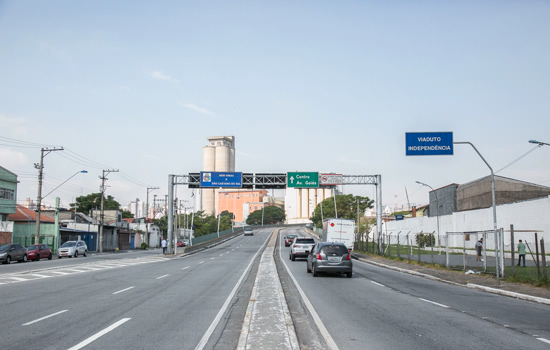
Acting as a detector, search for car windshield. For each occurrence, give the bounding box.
[287,235,297,239]
[320,245,348,255]
[27,245,40,250]
[0,245,10,252]
[245,228,252,231]
[295,238,315,244]
[61,242,76,247]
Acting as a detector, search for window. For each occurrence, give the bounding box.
[0,187,15,200]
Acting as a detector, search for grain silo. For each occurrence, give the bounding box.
[201,136,236,215]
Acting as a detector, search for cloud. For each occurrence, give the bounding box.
[150,71,174,81]
[0,148,28,169]
[0,114,28,135]
[177,102,214,115]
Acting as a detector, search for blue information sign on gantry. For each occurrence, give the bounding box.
[200,171,243,188]
[406,132,453,156]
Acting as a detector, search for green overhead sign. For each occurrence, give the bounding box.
[287,172,319,188]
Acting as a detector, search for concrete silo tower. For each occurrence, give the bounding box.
[201,136,235,215]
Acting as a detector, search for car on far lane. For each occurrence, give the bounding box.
[58,240,88,258]
[244,228,254,236]
[307,242,352,278]
[289,237,316,261]
[26,244,53,261]
[284,235,297,247]
[177,239,186,247]
[0,244,28,264]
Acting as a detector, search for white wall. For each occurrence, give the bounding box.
[384,195,550,250]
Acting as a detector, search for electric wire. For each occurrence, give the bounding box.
[496,144,542,174]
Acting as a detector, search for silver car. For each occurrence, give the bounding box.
[58,240,88,258]
[244,228,254,236]
[289,237,315,261]
[307,242,352,278]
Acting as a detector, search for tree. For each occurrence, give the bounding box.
[310,194,374,228]
[70,193,121,214]
[246,206,286,225]
[122,210,134,219]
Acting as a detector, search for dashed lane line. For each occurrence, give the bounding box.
[22,310,68,326]
[113,287,134,295]
[537,338,550,344]
[67,318,131,350]
[419,298,450,308]
[156,274,169,280]
[370,281,385,287]
[182,266,190,270]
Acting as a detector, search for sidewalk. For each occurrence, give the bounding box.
[352,252,550,305]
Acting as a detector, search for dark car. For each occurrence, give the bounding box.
[307,242,352,278]
[284,235,297,247]
[27,244,53,261]
[0,244,28,264]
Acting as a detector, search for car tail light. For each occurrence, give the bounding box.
[316,253,322,260]
[346,253,351,260]
[294,245,301,248]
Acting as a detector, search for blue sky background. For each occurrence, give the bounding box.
[1,0,549,210]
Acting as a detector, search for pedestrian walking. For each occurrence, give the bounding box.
[161,238,167,255]
[517,239,526,267]
[476,237,483,262]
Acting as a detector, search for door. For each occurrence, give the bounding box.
[130,234,135,250]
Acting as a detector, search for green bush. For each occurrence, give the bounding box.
[140,242,148,250]
[416,233,435,248]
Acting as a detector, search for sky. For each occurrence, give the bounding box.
[1,0,549,212]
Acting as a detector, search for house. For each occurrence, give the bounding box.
[9,205,56,248]
[0,166,18,245]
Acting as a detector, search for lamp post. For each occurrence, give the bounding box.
[529,139,550,147]
[454,141,500,284]
[217,191,227,237]
[261,203,266,226]
[315,194,324,223]
[416,181,440,254]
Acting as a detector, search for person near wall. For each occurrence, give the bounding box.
[161,238,167,255]
[517,239,526,267]
[476,237,483,262]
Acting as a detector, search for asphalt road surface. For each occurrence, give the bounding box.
[0,228,274,350]
[277,227,550,350]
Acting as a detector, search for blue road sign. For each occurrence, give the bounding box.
[406,132,453,156]
[200,172,242,188]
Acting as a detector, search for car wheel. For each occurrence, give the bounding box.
[21,254,27,263]
[291,254,295,261]
[48,253,52,260]
[5,256,11,264]
[307,263,311,273]
[74,251,78,258]
[35,254,40,262]
[83,250,87,257]
[346,272,352,278]
[312,265,318,277]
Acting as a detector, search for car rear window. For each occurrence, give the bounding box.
[320,245,348,255]
[295,238,315,244]
[27,245,40,250]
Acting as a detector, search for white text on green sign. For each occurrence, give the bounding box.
[287,172,319,188]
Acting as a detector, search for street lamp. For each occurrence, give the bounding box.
[529,139,550,147]
[416,181,440,254]
[315,194,324,223]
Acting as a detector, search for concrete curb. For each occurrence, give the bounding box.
[353,256,550,306]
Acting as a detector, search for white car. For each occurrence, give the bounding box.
[58,240,88,258]
[290,237,316,261]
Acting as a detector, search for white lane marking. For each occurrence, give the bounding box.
[419,298,449,308]
[27,273,52,278]
[538,338,550,344]
[194,231,273,350]
[8,276,30,281]
[156,274,169,280]
[199,261,204,264]
[50,271,71,275]
[67,318,131,350]
[279,231,339,350]
[219,254,224,257]
[63,269,86,273]
[211,257,215,260]
[182,266,190,270]
[113,287,134,295]
[370,281,384,287]
[22,310,68,326]
[232,249,235,251]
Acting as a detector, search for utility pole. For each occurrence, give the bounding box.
[146,187,159,247]
[34,147,64,244]
[99,169,119,253]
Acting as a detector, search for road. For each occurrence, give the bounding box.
[2,226,549,350]
[277,227,550,350]
[0,228,274,350]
